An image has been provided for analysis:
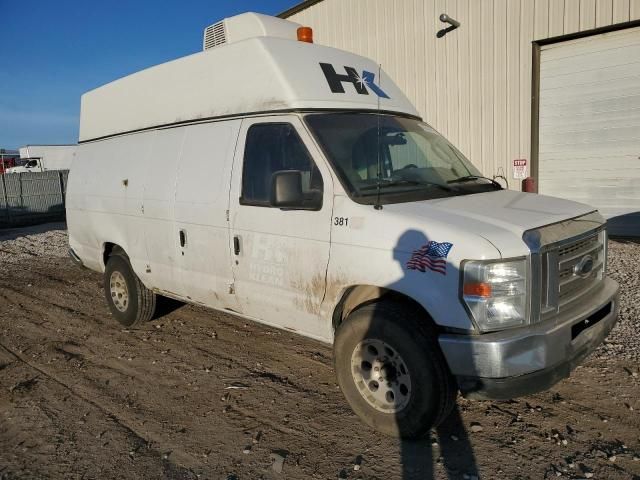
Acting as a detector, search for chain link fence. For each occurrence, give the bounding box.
[0,170,69,228]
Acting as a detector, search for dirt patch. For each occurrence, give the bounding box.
[0,225,638,479]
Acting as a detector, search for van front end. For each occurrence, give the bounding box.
[439,212,619,399]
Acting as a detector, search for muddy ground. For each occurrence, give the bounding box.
[0,224,639,480]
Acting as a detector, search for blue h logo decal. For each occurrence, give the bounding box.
[320,63,390,99]
[361,70,389,98]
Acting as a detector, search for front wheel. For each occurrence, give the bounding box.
[334,301,457,438]
[104,253,156,327]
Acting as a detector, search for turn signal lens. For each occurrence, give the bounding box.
[462,258,528,332]
[463,282,492,298]
[297,26,313,43]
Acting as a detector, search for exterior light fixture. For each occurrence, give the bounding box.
[437,14,460,38]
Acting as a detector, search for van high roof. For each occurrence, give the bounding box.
[79,12,419,143]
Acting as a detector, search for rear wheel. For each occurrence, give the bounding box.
[104,253,156,327]
[334,301,457,438]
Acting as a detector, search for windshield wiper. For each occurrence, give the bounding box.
[448,175,502,189]
[359,179,452,192]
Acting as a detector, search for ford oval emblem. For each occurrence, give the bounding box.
[573,255,594,278]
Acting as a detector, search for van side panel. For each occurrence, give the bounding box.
[173,120,241,309]
[120,132,154,279]
[142,128,186,295]
[68,121,239,305]
[67,132,153,273]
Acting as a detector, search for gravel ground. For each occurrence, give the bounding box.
[0,222,68,266]
[595,239,640,361]
[0,224,638,480]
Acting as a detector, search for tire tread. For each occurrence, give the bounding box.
[335,300,457,438]
[377,301,457,428]
[105,253,156,328]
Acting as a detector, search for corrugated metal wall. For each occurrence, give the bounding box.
[0,171,69,227]
[537,26,640,235]
[286,0,640,188]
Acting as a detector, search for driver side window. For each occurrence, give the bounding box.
[240,123,323,207]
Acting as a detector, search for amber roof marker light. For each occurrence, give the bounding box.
[297,26,313,43]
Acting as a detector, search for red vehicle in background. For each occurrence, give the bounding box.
[0,151,20,174]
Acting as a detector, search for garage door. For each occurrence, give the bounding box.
[539,26,640,236]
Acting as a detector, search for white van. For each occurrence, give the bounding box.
[67,13,619,438]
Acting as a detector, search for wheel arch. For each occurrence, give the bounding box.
[102,242,126,266]
[332,284,439,333]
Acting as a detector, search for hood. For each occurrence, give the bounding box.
[428,190,595,233]
[387,190,596,257]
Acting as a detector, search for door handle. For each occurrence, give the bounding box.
[179,229,187,247]
[233,235,240,255]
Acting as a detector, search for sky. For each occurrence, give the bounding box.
[0,0,297,149]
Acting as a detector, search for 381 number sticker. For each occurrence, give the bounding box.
[333,217,349,227]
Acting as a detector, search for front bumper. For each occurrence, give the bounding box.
[438,277,619,400]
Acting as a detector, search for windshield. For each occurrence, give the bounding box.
[305,113,496,204]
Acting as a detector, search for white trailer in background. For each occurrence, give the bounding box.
[6,145,76,173]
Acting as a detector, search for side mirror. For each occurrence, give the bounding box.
[271,170,304,208]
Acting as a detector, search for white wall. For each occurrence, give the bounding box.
[286,0,640,188]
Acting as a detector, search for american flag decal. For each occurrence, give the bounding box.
[406,241,453,275]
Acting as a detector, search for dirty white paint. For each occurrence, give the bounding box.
[285,0,640,187]
[227,115,335,339]
[79,13,418,143]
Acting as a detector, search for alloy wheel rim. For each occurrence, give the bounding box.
[109,271,129,313]
[350,338,412,413]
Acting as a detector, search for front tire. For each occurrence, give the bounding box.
[104,253,156,327]
[334,301,457,438]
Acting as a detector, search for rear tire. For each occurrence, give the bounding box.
[334,301,457,438]
[104,253,156,328]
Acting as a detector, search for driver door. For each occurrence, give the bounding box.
[228,115,333,339]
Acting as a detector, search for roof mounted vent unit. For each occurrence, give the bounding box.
[203,12,301,51]
[203,21,227,50]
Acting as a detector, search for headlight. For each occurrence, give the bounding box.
[461,258,528,332]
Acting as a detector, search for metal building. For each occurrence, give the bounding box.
[280,0,640,235]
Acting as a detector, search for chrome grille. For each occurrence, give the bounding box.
[523,212,607,324]
[538,229,606,321]
[558,235,601,260]
[557,232,604,307]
